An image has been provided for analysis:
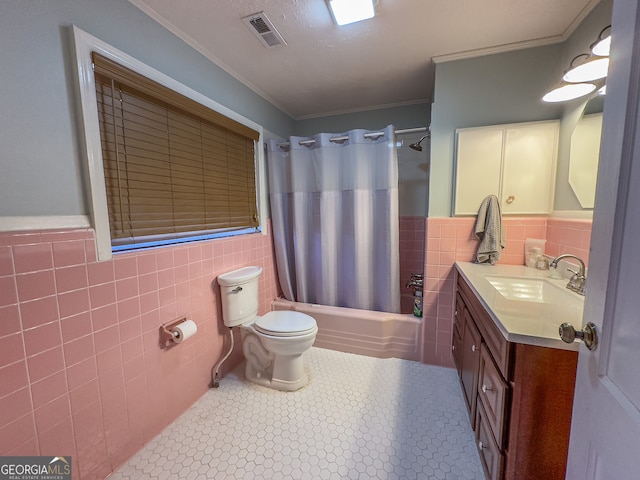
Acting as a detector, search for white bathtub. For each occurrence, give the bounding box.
[271,298,422,361]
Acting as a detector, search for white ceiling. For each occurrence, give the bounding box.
[129,0,599,119]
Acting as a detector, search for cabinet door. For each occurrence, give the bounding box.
[452,295,466,376]
[454,127,503,215]
[460,311,482,426]
[501,122,558,214]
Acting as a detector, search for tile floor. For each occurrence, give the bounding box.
[109,347,484,479]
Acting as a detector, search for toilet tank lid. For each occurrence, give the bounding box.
[255,311,317,335]
[218,266,263,286]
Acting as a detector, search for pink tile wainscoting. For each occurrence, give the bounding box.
[0,215,593,477]
[0,226,279,479]
[422,216,592,367]
[546,217,592,265]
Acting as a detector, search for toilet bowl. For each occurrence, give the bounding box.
[218,266,317,391]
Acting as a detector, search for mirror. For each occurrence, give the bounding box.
[568,94,605,208]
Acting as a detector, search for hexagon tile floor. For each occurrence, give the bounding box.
[109,347,485,480]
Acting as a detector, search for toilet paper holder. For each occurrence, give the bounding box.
[160,317,188,347]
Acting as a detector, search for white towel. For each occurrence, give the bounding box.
[474,195,505,264]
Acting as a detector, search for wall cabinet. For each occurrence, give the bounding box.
[453,273,578,480]
[454,120,559,216]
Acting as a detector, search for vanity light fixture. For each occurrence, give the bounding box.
[328,0,376,26]
[542,82,597,103]
[542,25,611,103]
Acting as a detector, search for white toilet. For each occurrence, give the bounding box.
[218,266,317,391]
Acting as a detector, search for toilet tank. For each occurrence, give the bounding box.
[217,266,263,327]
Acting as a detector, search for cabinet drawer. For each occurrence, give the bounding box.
[478,344,509,449]
[476,399,505,480]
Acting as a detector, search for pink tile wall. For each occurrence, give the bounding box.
[399,216,426,314]
[546,218,592,266]
[421,216,590,367]
[0,226,279,479]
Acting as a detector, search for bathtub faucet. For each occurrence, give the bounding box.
[406,273,424,289]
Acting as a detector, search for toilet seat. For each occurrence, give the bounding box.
[254,311,317,337]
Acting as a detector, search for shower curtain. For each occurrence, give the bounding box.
[267,125,400,313]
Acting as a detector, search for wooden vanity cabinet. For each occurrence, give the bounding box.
[453,273,578,480]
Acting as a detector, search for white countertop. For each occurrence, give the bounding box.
[455,262,583,351]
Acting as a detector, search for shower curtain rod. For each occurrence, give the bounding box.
[275,126,428,148]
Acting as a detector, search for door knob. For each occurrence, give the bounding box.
[559,322,598,351]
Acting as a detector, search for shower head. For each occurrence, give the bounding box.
[409,134,429,151]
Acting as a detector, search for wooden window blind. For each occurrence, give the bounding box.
[92,53,259,248]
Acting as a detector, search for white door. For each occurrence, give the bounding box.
[565,2,640,478]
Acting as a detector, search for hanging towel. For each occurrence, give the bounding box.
[474,195,505,264]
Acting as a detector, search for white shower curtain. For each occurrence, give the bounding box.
[267,125,400,313]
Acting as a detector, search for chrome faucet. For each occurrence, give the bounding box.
[405,273,424,289]
[549,254,587,295]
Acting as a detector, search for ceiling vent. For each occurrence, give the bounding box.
[242,11,287,48]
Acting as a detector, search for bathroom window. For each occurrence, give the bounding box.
[72,27,265,261]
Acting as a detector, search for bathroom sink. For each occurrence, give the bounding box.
[455,262,585,349]
[484,275,571,304]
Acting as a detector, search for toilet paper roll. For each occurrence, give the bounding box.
[172,319,197,343]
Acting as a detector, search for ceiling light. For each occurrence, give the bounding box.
[542,82,596,103]
[328,0,375,26]
[591,26,611,56]
[563,55,609,83]
[598,85,607,95]
[542,25,610,103]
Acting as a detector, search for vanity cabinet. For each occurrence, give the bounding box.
[453,273,578,480]
[454,120,559,216]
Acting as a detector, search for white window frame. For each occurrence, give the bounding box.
[71,26,267,261]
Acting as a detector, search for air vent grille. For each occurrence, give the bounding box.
[242,11,287,49]
[250,17,271,34]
